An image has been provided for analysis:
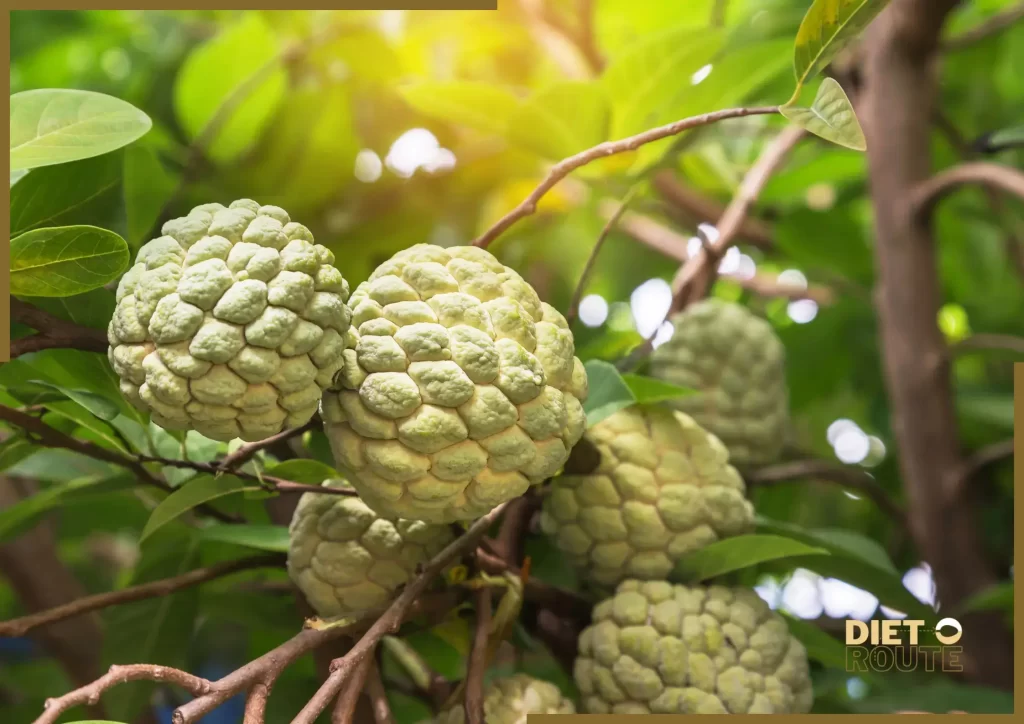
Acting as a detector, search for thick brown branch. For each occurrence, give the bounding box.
[471,106,779,249]
[10,299,109,358]
[912,162,1024,215]
[293,503,509,724]
[744,460,906,527]
[465,587,492,724]
[34,664,213,724]
[0,554,284,637]
[652,171,775,248]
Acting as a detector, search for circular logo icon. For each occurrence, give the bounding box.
[934,617,963,645]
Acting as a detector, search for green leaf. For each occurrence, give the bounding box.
[18,380,120,421]
[756,516,898,574]
[0,437,37,473]
[173,12,288,165]
[397,81,523,138]
[123,144,179,246]
[264,459,339,485]
[10,89,152,171]
[983,124,1024,152]
[620,374,696,405]
[0,475,136,542]
[792,0,890,89]
[575,329,643,362]
[673,534,829,582]
[847,681,1013,714]
[102,527,200,721]
[780,78,866,151]
[140,475,255,543]
[955,581,1013,615]
[10,152,123,237]
[602,26,724,139]
[199,523,289,552]
[11,168,28,186]
[783,616,849,670]
[581,359,636,427]
[11,225,130,297]
[506,81,610,160]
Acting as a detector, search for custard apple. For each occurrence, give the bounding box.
[436,675,576,723]
[575,580,814,714]
[107,200,352,442]
[540,405,754,588]
[320,243,588,523]
[648,299,788,466]
[287,480,454,619]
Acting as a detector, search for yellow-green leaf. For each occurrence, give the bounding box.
[506,81,610,160]
[780,78,866,151]
[397,81,522,139]
[792,0,890,89]
[10,89,151,171]
[11,225,130,297]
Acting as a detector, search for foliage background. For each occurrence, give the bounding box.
[4,2,1019,722]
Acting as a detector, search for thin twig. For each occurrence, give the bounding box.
[471,106,779,249]
[950,333,1024,358]
[465,587,492,724]
[365,659,396,724]
[219,418,317,470]
[566,189,638,326]
[652,171,775,248]
[474,549,591,621]
[0,555,283,637]
[745,459,906,526]
[912,162,1024,215]
[134,455,357,497]
[332,654,374,724]
[942,1,1024,51]
[292,503,509,724]
[34,664,214,724]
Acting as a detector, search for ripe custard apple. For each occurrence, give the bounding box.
[575,580,814,714]
[320,243,589,523]
[648,299,788,467]
[436,675,576,723]
[540,405,754,588]
[287,480,454,619]
[107,200,352,442]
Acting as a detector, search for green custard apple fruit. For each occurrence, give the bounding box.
[575,580,814,714]
[287,480,454,619]
[107,200,352,442]
[648,299,788,466]
[436,674,576,723]
[540,405,754,588]
[320,243,588,523]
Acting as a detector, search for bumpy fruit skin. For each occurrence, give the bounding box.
[107,200,352,442]
[648,299,788,467]
[287,480,454,619]
[320,243,588,523]
[575,580,814,714]
[540,405,754,588]
[436,675,576,724]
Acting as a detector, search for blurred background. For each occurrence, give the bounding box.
[6,2,1021,720]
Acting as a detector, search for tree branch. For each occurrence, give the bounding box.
[861,0,1013,689]
[744,459,906,527]
[652,171,775,249]
[0,554,284,638]
[942,1,1024,51]
[474,549,591,621]
[293,503,509,724]
[950,333,1024,357]
[912,162,1024,216]
[365,658,396,724]
[470,106,779,249]
[465,587,492,724]
[332,655,374,724]
[219,418,318,470]
[10,299,109,358]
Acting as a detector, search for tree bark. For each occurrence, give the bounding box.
[860,0,1013,690]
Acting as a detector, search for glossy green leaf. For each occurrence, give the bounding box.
[10,153,122,237]
[173,12,287,165]
[781,78,866,151]
[11,225,129,297]
[672,534,829,582]
[123,144,178,246]
[792,0,890,89]
[264,459,339,485]
[506,81,610,160]
[140,475,255,543]
[11,168,28,185]
[582,359,636,427]
[17,380,120,421]
[756,516,897,574]
[397,81,522,138]
[10,88,152,170]
[620,373,696,405]
[198,523,290,552]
